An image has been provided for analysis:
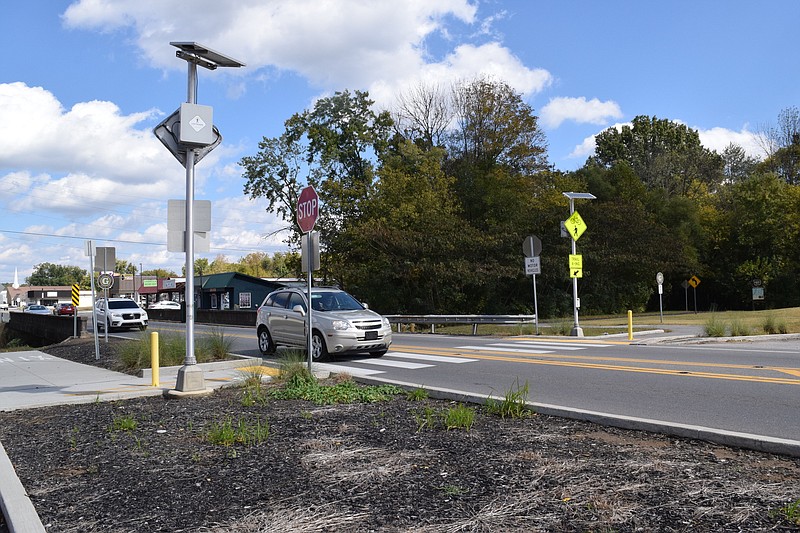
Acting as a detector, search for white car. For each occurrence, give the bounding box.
[95,298,148,331]
[256,287,392,361]
[149,300,181,310]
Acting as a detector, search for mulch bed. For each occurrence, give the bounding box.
[0,338,798,532]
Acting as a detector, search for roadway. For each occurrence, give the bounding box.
[114,322,800,446]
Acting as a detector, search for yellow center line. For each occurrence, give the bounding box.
[389,344,800,385]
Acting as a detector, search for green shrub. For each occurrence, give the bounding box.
[761,313,779,334]
[704,315,727,337]
[197,327,233,360]
[728,319,749,337]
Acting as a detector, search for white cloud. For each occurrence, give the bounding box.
[696,126,762,160]
[541,96,622,129]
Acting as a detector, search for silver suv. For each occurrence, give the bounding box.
[95,297,149,331]
[256,287,392,361]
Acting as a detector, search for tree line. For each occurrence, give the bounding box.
[242,80,800,317]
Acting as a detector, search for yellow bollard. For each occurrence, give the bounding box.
[151,331,160,387]
[627,310,633,341]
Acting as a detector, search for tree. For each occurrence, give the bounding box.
[592,115,724,196]
[242,90,393,284]
[27,263,87,286]
[721,143,759,182]
[392,82,451,149]
[142,268,177,278]
[115,260,136,275]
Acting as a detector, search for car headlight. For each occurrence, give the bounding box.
[382,317,390,328]
[332,320,352,331]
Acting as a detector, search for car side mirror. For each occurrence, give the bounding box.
[362,302,369,309]
[292,304,306,317]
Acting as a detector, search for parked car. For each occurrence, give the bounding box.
[23,304,51,315]
[256,287,392,361]
[54,303,76,316]
[95,298,148,331]
[148,300,181,310]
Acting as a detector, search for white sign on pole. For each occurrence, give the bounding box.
[524,256,541,275]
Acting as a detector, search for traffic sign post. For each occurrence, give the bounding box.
[562,192,596,336]
[297,185,320,371]
[522,236,542,334]
[656,272,664,323]
[688,275,701,313]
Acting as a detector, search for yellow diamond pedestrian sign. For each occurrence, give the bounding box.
[564,210,587,241]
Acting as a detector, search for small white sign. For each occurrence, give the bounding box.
[525,256,541,275]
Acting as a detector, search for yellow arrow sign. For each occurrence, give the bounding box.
[564,210,587,241]
[570,268,583,278]
[688,275,701,288]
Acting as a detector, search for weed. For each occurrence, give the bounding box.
[550,319,573,336]
[110,415,138,432]
[241,387,268,407]
[443,403,475,431]
[703,314,726,337]
[206,416,270,447]
[438,484,466,496]
[415,406,437,432]
[69,426,79,450]
[300,410,313,420]
[771,499,800,525]
[406,387,429,401]
[270,376,402,404]
[485,379,533,419]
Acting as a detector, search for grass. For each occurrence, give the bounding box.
[485,379,533,419]
[110,415,138,432]
[704,314,727,337]
[117,329,234,372]
[206,416,270,447]
[442,403,475,431]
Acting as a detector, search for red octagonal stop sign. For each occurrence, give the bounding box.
[296,185,319,233]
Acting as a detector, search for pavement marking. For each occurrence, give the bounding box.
[386,352,478,363]
[352,358,433,369]
[458,345,555,354]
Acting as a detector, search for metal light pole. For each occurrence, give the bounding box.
[563,192,595,337]
[167,42,244,394]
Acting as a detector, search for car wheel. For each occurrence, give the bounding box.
[258,328,275,355]
[369,349,387,358]
[311,331,329,362]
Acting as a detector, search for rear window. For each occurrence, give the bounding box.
[271,292,290,309]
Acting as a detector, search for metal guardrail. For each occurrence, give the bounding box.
[384,315,535,335]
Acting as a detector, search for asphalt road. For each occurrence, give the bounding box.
[113,322,800,443]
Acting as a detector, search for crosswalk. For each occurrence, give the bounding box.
[317,339,611,376]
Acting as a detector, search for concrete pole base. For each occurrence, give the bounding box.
[167,364,211,397]
[570,326,584,337]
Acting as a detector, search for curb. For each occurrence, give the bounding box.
[353,376,800,458]
[136,355,262,379]
[0,441,46,533]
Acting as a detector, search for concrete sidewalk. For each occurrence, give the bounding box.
[0,350,268,412]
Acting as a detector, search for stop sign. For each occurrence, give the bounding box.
[296,185,319,233]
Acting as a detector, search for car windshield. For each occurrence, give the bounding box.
[108,300,139,310]
[310,291,364,312]
[29,305,45,310]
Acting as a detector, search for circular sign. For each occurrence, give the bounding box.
[522,235,542,258]
[656,272,664,285]
[752,278,762,287]
[98,273,114,289]
[296,185,319,234]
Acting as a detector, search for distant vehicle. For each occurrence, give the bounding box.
[95,298,148,331]
[148,300,181,310]
[256,287,392,361]
[24,305,51,315]
[54,303,76,316]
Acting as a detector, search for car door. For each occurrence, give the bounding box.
[265,291,292,343]
[283,292,308,346]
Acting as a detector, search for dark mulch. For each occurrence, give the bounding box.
[0,339,798,532]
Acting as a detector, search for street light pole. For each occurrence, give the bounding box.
[562,192,596,337]
[165,42,245,395]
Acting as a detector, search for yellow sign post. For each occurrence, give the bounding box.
[564,210,587,241]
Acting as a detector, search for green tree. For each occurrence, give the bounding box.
[243,90,393,285]
[142,268,177,278]
[592,115,724,196]
[115,260,136,275]
[27,263,87,286]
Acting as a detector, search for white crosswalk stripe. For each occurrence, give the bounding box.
[386,352,478,363]
[490,342,611,351]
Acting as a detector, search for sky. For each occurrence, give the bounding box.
[1,1,797,285]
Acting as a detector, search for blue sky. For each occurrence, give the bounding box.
[1,1,797,285]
